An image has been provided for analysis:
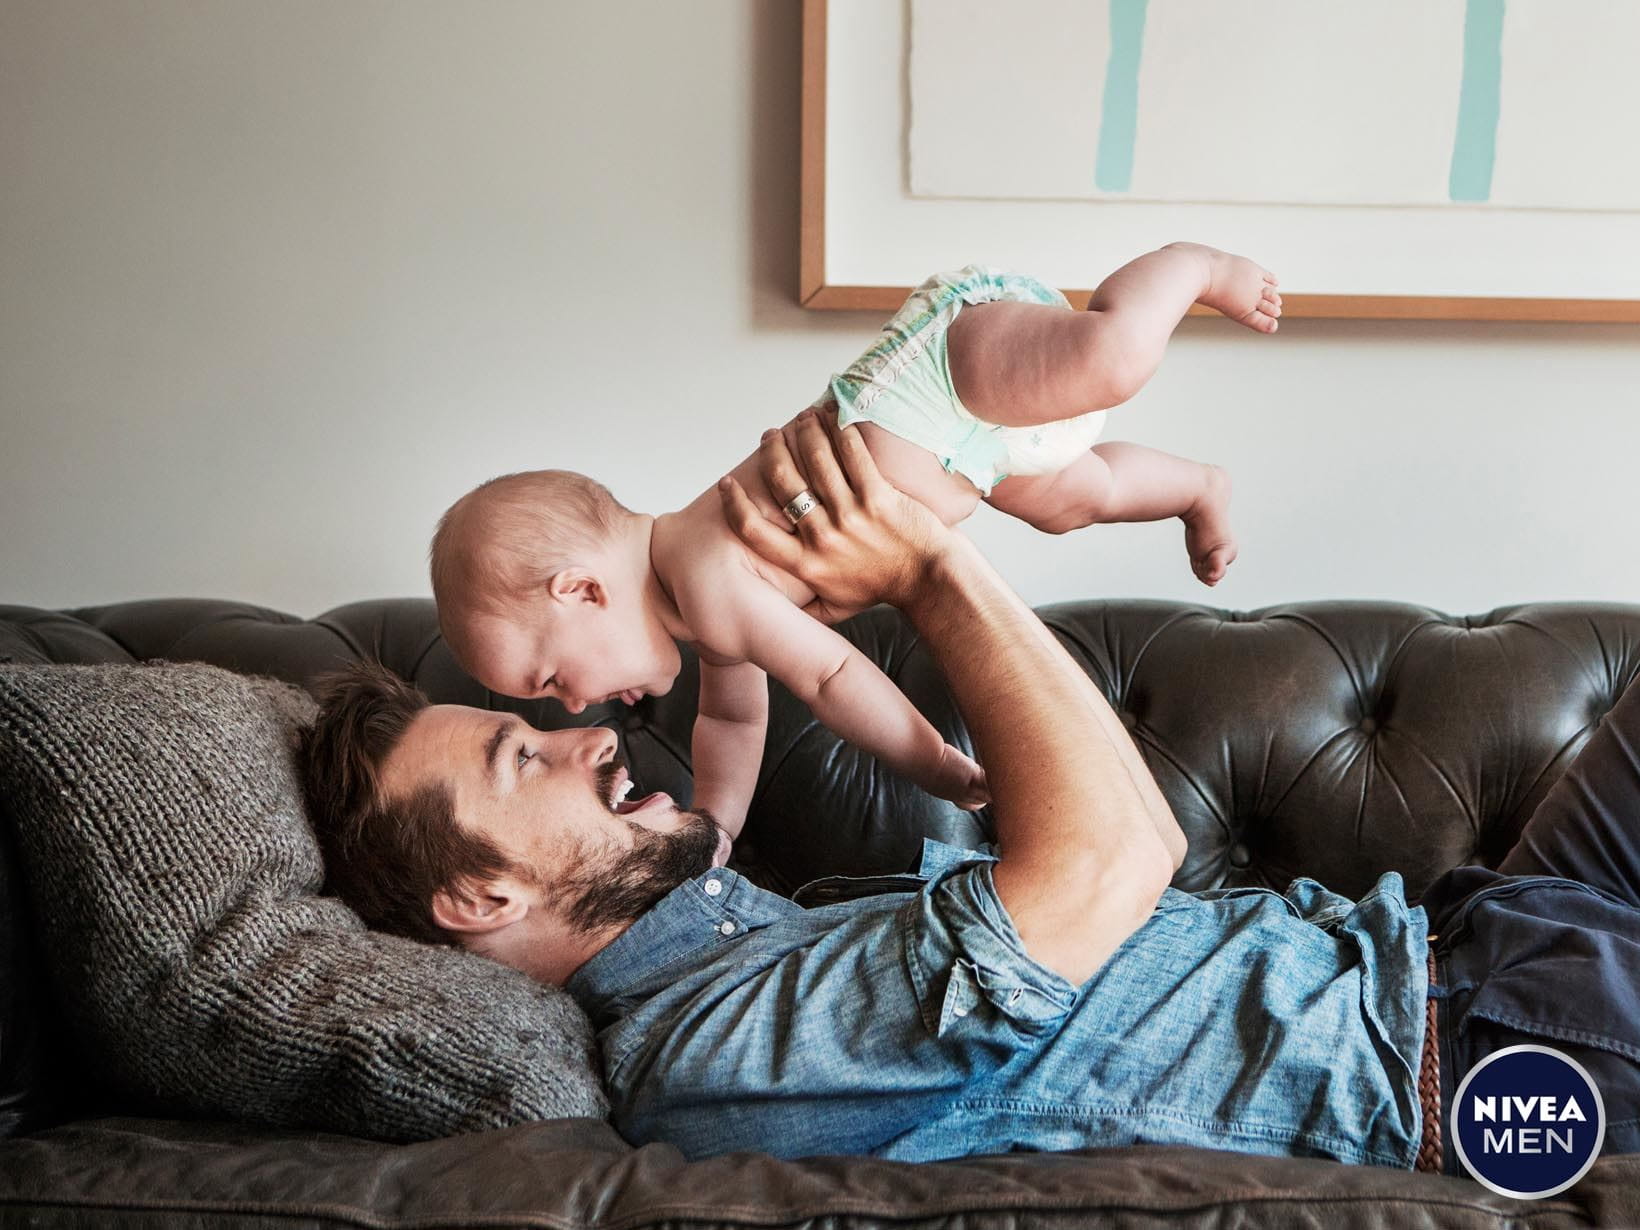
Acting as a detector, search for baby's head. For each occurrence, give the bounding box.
[430,470,682,709]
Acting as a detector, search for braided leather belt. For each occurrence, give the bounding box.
[1416,946,1444,1174]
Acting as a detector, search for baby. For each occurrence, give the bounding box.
[431,241,1280,840]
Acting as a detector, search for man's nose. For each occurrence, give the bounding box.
[542,726,616,762]
[573,726,618,764]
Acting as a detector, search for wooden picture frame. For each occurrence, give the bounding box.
[800,0,1640,323]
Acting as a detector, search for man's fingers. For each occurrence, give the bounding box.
[800,597,862,626]
[812,409,894,508]
[793,411,855,515]
[827,418,893,505]
[760,427,820,517]
[718,475,803,572]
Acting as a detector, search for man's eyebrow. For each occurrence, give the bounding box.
[484,718,521,789]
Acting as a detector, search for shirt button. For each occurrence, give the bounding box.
[718,921,736,936]
[953,1006,969,1018]
[704,879,722,897]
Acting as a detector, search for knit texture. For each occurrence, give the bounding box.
[0,662,607,1140]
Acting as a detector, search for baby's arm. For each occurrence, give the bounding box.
[691,569,987,810]
[678,567,984,813]
[690,655,767,840]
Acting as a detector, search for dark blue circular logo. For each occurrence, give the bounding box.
[1451,1044,1605,1198]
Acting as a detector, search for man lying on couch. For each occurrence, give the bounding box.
[300,412,1640,1176]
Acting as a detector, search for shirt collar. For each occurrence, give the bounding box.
[565,840,994,1013]
[565,866,799,1012]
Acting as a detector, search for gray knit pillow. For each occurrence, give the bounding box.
[0,662,606,1140]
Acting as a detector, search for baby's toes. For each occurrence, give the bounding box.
[1195,545,1237,586]
[1242,307,1279,334]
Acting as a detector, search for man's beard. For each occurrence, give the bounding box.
[551,767,724,934]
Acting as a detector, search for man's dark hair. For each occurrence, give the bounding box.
[298,661,512,945]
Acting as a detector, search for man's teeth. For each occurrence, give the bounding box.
[610,777,636,809]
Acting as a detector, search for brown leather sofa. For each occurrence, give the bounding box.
[3,596,1640,1228]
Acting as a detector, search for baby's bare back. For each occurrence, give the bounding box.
[650,447,814,642]
[714,405,980,532]
[654,406,984,650]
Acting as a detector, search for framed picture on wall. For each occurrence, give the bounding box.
[801,0,1640,322]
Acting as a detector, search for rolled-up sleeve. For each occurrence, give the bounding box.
[905,857,1081,1045]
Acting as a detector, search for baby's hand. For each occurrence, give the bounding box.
[925,743,990,812]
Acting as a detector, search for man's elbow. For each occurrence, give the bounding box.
[1008,843,1173,986]
[1075,836,1174,919]
[1163,823,1187,876]
[1140,835,1178,900]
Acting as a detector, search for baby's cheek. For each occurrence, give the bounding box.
[661,639,684,677]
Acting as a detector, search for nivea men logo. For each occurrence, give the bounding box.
[1451,1045,1606,1199]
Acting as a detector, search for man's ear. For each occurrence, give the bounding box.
[431,879,531,936]
[546,570,605,607]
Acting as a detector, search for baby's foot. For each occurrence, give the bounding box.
[1183,464,1237,586]
[1168,242,1282,334]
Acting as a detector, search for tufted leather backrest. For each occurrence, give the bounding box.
[1038,600,1640,898]
[7,597,1640,889]
[5,597,1640,894]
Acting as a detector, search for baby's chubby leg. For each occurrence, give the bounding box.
[986,443,1236,586]
[946,244,1280,429]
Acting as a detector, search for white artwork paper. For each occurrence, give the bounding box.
[908,0,1640,212]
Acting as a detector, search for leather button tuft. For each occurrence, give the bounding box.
[1360,716,1378,735]
[1228,842,1252,868]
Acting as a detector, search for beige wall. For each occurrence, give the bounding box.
[3,0,1637,618]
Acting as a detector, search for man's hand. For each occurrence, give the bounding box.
[717,411,954,619]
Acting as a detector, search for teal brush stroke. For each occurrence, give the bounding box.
[1450,0,1504,202]
[1095,0,1147,193]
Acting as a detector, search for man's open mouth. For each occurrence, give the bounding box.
[604,766,667,815]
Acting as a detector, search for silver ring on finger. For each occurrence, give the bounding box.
[782,489,820,525]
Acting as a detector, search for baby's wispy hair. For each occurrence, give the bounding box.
[430,469,635,633]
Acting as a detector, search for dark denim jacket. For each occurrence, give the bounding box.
[567,840,1430,1166]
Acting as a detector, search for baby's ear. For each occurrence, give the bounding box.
[546,570,603,605]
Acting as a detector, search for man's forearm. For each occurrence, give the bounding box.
[902,536,1172,978]
[905,544,1184,869]
[1058,662,1187,871]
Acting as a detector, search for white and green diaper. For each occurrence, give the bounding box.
[818,266,1108,496]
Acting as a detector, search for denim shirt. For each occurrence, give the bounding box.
[566,840,1431,1167]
